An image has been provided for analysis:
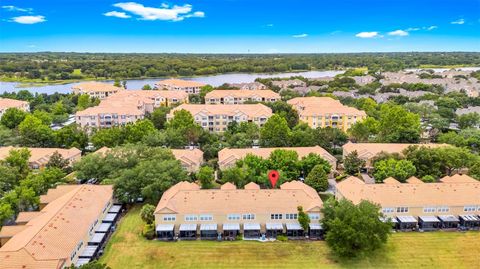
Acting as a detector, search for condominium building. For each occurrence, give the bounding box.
[228,82,267,90]
[76,90,188,129]
[335,175,480,230]
[71,82,123,99]
[342,142,449,168]
[0,98,29,119]
[167,104,273,133]
[0,146,81,169]
[154,181,323,240]
[0,185,116,268]
[155,79,206,94]
[218,146,337,170]
[205,90,280,104]
[287,97,366,131]
[171,148,204,173]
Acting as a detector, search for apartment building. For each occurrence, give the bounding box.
[228,82,267,90]
[155,78,206,94]
[335,175,480,230]
[287,97,366,131]
[167,104,273,133]
[72,82,123,99]
[0,98,29,119]
[106,90,189,110]
[342,142,449,168]
[0,146,81,169]
[0,185,116,268]
[154,180,323,240]
[218,146,337,170]
[205,90,280,104]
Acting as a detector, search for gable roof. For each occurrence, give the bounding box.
[342,142,449,160]
[0,147,81,166]
[205,90,280,99]
[156,79,206,88]
[287,97,366,116]
[169,104,273,118]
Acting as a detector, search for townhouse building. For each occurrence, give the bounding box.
[0,98,30,119]
[271,79,306,89]
[154,181,323,240]
[155,79,206,94]
[167,104,273,133]
[0,146,81,169]
[205,90,280,104]
[71,82,123,100]
[287,97,366,131]
[228,82,267,90]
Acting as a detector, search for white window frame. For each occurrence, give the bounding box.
[423,207,436,213]
[286,213,298,220]
[396,207,409,213]
[382,208,394,214]
[464,205,476,212]
[162,214,176,221]
[270,213,283,220]
[227,214,240,221]
[437,206,449,213]
[308,213,320,220]
[185,215,198,221]
[242,213,255,220]
[199,214,213,221]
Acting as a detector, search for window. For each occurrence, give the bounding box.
[185,215,198,221]
[308,213,320,220]
[437,206,449,213]
[423,207,436,213]
[227,214,240,220]
[464,205,476,212]
[271,214,283,220]
[163,214,176,221]
[199,214,213,221]
[382,208,394,214]
[396,207,409,213]
[242,213,255,220]
[286,213,298,220]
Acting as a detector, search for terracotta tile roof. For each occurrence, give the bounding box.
[205,90,280,99]
[220,182,237,190]
[156,79,206,88]
[171,149,204,166]
[107,90,188,101]
[439,174,479,183]
[343,142,449,160]
[287,97,366,116]
[75,101,144,116]
[169,104,273,118]
[0,185,113,269]
[15,212,43,224]
[405,176,424,184]
[0,147,81,167]
[0,226,28,239]
[0,98,29,109]
[336,175,480,207]
[39,185,80,205]
[71,82,122,92]
[218,146,336,169]
[155,181,322,215]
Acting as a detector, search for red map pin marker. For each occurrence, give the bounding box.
[268,170,279,188]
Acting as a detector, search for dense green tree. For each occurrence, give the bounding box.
[260,114,291,147]
[149,106,171,130]
[458,113,480,129]
[315,127,348,154]
[18,115,55,147]
[289,123,317,147]
[373,158,416,182]
[305,164,329,192]
[468,161,480,180]
[197,166,215,189]
[0,165,20,195]
[348,117,380,142]
[54,124,88,149]
[321,198,391,257]
[299,153,332,176]
[0,107,27,129]
[20,167,66,195]
[343,150,365,175]
[265,101,299,128]
[125,120,156,143]
[140,204,155,225]
[3,148,31,178]
[91,127,125,148]
[297,206,310,231]
[165,109,203,145]
[142,84,152,91]
[220,166,248,188]
[378,104,421,143]
[268,149,300,181]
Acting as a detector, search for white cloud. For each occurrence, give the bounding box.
[405,27,420,31]
[111,2,204,21]
[104,11,131,18]
[1,5,32,12]
[451,18,465,24]
[266,23,274,27]
[426,25,438,30]
[388,29,409,36]
[355,31,380,38]
[292,33,308,38]
[11,15,46,24]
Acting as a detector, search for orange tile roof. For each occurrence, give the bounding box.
[0,226,28,239]
[155,181,323,215]
[205,90,280,99]
[156,78,206,88]
[171,148,204,166]
[336,175,480,207]
[15,212,43,224]
[0,147,81,167]
[343,142,450,160]
[75,101,144,116]
[169,104,273,118]
[0,185,113,269]
[71,82,122,93]
[0,98,29,109]
[107,90,189,101]
[287,97,366,116]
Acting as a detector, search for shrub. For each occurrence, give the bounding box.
[142,224,155,240]
[276,235,288,241]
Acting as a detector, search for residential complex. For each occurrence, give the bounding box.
[227,82,267,90]
[342,142,449,168]
[155,78,206,94]
[76,90,188,129]
[154,181,323,240]
[218,146,337,170]
[71,82,123,99]
[272,79,306,89]
[287,97,366,131]
[0,98,29,119]
[0,185,119,268]
[335,175,480,230]
[171,148,204,173]
[0,146,81,169]
[167,104,273,132]
[205,89,280,104]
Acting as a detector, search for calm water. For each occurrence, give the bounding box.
[0,70,344,94]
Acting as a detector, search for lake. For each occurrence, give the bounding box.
[0,70,344,94]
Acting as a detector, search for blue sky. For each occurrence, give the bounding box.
[0,0,479,53]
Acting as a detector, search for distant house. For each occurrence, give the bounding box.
[0,98,30,119]
[218,146,337,170]
[155,79,206,94]
[0,146,81,169]
[287,97,366,131]
[71,82,123,100]
[271,79,306,89]
[167,104,272,133]
[0,185,114,267]
[342,142,449,168]
[228,82,267,90]
[154,181,323,240]
[205,90,280,104]
[456,106,480,116]
[171,148,204,173]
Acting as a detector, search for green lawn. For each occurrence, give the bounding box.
[100,206,480,269]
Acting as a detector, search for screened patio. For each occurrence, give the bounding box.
[156,224,174,240]
[459,215,480,230]
[286,222,304,238]
[438,215,459,229]
[396,216,417,231]
[223,223,240,240]
[88,232,107,246]
[308,223,323,239]
[243,223,261,239]
[265,223,283,239]
[200,224,218,240]
[418,216,440,231]
[179,224,197,240]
